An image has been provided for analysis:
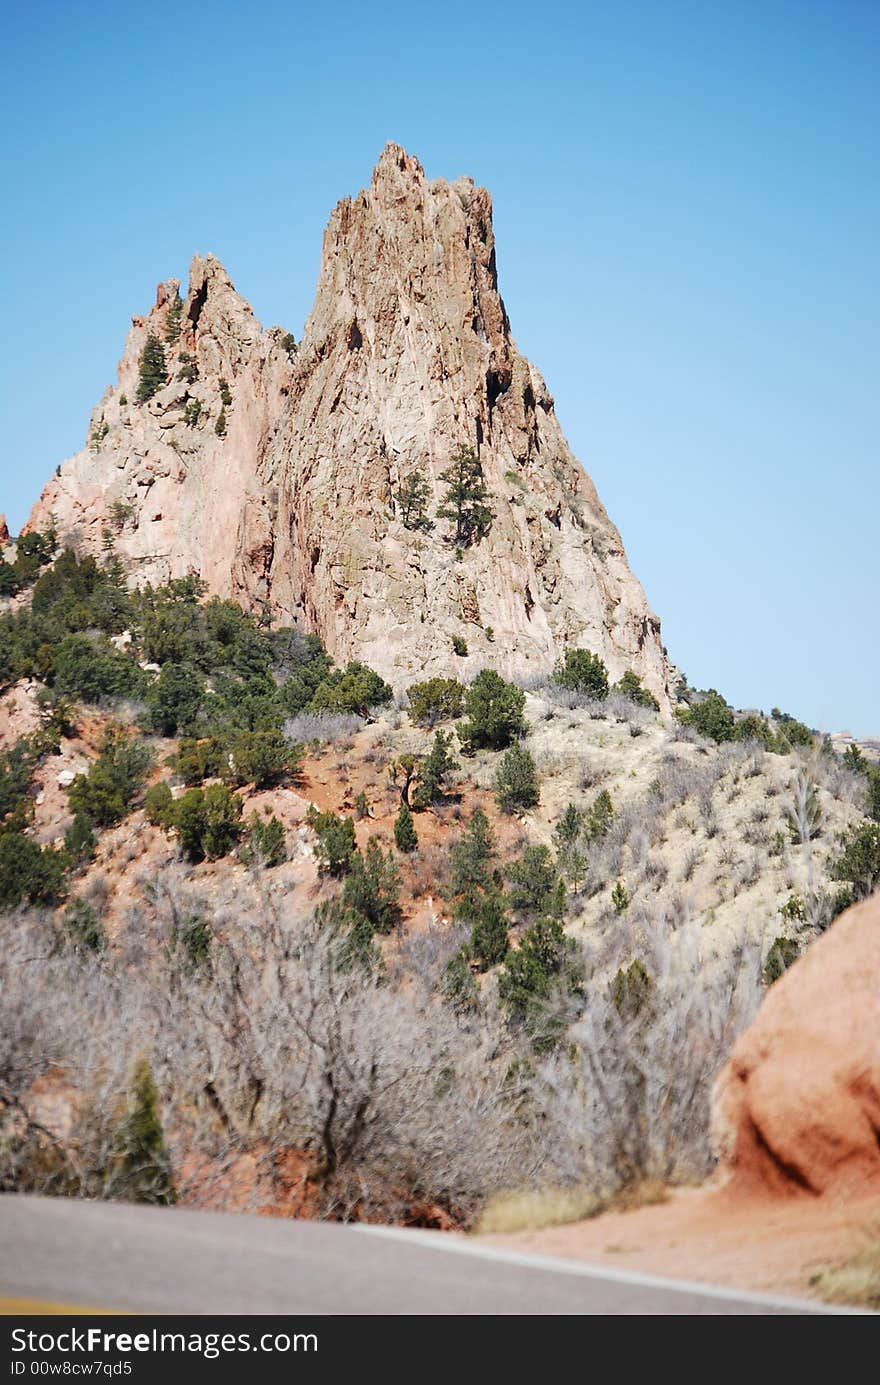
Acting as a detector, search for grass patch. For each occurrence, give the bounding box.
[810,1227,880,1309]
[475,1179,668,1235]
[476,1188,601,1234]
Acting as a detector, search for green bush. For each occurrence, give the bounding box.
[146,663,205,736]
[63,812,96,867]
[676,690,735,743]
[53,634,144,704]
[412,729,458,808]
[169,913,212,973]
[842,745,880,823]
[177,352,198,384]
[308,662,393,717]
[68,727,152,827]
[771,709,814,750]
[553,802,588,889]
[469,892,509,971]
[136,333,167,404]
[0,529,55,596]
[584,788,614,843]
[553,648,609,700]
[219,378,232,407]
[440,949,479,1013]
[830,820,880,903]
[448,807,497,920]
[113,1058,176,1205]
[228,730,303,789]
[143,781,175,827]
[494,743,540,814]
[0,737,40,830]
[499,916,583,1046]
[240,813,287,869]
[613,670,659,710]
[308,806,357,877]
[394,473,433,531]
[62,898,106,955]
[732,713,775,747]
[406,677,465,727]
[763,936,800,985]
[175,737,226,785]
[394,802,418,853]
[451,635,469,657]
[214,408,227,437]
[174,784,243,862]
[458,669,526,752]
[0,833,68,908]
[779,893,807,923]
[611,880,630,914]
[506,844,561,920]
[340,837,402,937]
[610,958,651,1017]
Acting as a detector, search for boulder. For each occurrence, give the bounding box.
[712,892,880,1198]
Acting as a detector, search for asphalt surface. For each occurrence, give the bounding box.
[0,1195,845,1315]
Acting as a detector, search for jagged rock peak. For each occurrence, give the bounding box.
[27,145,673,707]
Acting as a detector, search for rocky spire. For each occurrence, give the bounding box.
[27,145,673,706]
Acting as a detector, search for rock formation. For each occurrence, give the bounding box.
[712,890,880,1198]
[0,514,9,548]
[27,145,672,704]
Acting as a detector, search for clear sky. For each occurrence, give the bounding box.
[1,1,877,733]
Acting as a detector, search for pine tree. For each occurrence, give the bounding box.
[164,293,183,344]
[435,446,494,546]
[136,333,167,403]
[494,743,540,814]
[449,807,496,920]
[413,729,458,807]
[469,891,509,971]
[394,801,418,853]
[116,1058,176,1205]
[394,472,433,531]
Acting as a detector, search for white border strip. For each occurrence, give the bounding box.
[355,1224,872,1315]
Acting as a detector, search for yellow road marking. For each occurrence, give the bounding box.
[0,1297,119,1315]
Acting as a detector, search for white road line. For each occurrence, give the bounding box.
[354,1224,871,1315]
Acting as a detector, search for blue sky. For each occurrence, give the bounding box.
[1,0,877,733]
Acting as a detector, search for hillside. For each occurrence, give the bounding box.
[1,545,876,1230]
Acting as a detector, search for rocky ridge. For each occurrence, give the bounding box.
[28,145,672,705]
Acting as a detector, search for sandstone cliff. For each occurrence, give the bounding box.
[28,145,672,705]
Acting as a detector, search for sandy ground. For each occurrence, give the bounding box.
[482,1185,880,1302]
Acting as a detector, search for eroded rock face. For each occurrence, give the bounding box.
[28,144,672,704]
[712,891,880,1199]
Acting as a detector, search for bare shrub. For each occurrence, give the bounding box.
[283,713,364,745]
[512,672,550,695]
[732,854,762,893]
[534,919,762,1192]
[681,846,702,882]
[643,856,669,890]
[579,761,607,791]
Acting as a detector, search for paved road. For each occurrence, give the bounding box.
[0,1195,845,1315]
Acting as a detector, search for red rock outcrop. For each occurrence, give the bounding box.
[27,145,672,704]
[712,891,880,1198]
